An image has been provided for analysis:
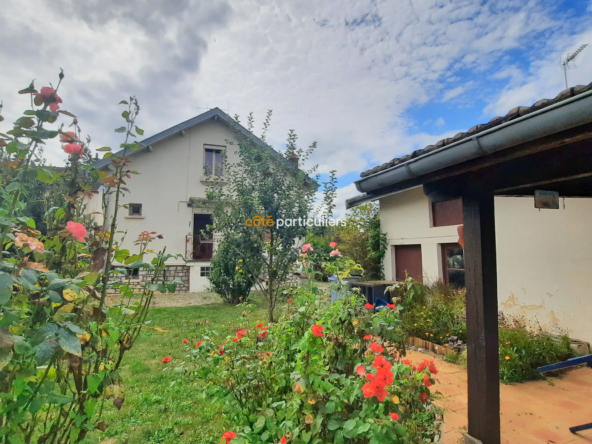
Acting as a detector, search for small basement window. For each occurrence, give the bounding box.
[200,266,212,277]
[129,203,142,217]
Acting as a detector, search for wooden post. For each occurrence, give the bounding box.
[462,191,500,444]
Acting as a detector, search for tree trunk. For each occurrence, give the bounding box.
[267,286,274,323]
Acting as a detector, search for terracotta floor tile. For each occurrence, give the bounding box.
[408,349,592,443]
[442,430,465,444]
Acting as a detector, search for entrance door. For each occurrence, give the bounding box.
[192,214,214,260]
[394,245,423,282]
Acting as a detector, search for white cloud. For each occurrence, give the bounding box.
[442,86,466,101]
[0,0,586,189]
[434,117,446,127]
[588,1,592,12]
[484,29,592,117]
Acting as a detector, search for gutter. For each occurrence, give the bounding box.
[354,89,592,196]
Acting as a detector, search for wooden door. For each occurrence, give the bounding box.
[394,245,423,282]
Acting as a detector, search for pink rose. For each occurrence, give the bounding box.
[301,243,314,252]
[35,87,62,112]
[329,249,341,256]
[63,143,83,155]
[329,242,338,247]
[60,131,77,143]
[66,221,87,242]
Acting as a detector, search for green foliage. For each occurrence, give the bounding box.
[0,73,181,443]
[173,278,441,443]
[398,284,467,346]
[396,280,577,384]
[209,238,257,304]
[205,111,319,322]
[314,203,387,281]
[498,319,575,384]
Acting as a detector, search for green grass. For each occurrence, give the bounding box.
[89,301,267,444]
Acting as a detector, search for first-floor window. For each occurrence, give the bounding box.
[204,146,224,176]
[441,243,465,288]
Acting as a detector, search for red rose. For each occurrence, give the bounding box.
[386,303,397,310]
[419,392,428,403]
[236,329,247,339]
[279,437,287,444]
[363,334,372,340]
[63,143,83,155]
[423,374,432,387]
[60,131,77,143]
[390,412,399,420]
[161,356,172,364]
[256,322,263,328]
[196,341,203,348]
[183,339,188,344]
[310,324,324,337]
[232,338,238,343]
[356,365,366,376]
[35,86,62,112]
[364,303,374,310]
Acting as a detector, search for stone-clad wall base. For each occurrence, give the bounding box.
[106,265,190,294]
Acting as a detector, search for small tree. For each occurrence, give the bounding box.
[206,111,318,322]
[336,202,387,281]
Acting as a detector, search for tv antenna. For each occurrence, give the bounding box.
[561,44,588,88]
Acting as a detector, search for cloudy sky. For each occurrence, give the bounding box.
[2,0,592,216]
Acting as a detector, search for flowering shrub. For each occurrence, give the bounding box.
[0,73,182,442]
[175,280,441,443]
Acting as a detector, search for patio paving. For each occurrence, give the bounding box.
[405,350,592,444]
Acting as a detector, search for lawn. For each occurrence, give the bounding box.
[89,301,268,444]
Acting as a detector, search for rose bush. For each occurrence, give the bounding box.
[172,275,441,443]
[0,72,183,443]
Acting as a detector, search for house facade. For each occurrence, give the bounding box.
[378,186,592,344]
[91,108,277,293]
[348,82,592,345]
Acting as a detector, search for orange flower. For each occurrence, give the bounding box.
[221,431,238,443]
[310,324,324,337]
[161,356,172,364]
[369,342,383,353]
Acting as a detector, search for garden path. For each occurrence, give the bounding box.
[405,350,592,444]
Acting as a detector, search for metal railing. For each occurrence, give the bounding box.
[185,235,214,260]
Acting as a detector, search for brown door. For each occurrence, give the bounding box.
[394,245,423,282]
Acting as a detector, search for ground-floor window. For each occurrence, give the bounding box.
[441,243,465,288]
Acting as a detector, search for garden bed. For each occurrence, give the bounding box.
[406,336,456,357]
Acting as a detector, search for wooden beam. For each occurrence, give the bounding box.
[462,190,500,444]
